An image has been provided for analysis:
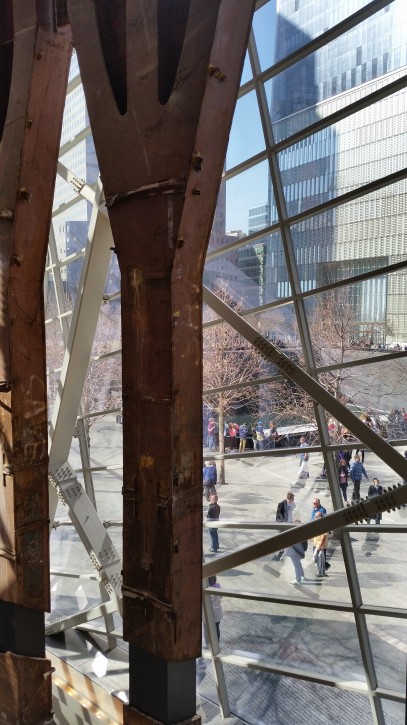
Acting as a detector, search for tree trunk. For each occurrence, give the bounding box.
[218,408,225,484]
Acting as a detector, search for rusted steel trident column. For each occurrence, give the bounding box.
[68,0,255,722]
[0,2,71,721]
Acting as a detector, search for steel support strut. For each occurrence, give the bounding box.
[0,2,71,722]
[67,0,256,722]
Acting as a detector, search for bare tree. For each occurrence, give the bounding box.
[81,304,122,448]
[46,300,122,448]
[260,289,406,442]
[203,284,265,482]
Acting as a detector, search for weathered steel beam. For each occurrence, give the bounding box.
[0,0,71,719]
[68,0,255,721]
[0,651,53,724]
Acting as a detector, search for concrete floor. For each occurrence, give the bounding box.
[46,417,407,724]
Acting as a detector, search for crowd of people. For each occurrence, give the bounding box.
[201,438,392,654]
[203,436,389,589]
[276,483,385,586]
[205,407,407,457]
[204,417,282,452]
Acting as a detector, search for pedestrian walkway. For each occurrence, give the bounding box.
[200,447,407,724]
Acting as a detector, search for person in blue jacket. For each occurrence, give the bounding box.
[349,454,369,500]
[203,460,217,501]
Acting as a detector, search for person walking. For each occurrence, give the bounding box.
[207,494,220,553]
[276,492,296,523]
[203,460,217,501]
[297,436,310,479]
[366,477,384,524]
[349,454,369,500]
[298,436,309,461]
[272,492,296,561]
[313,511,329,577]
[203,575,223,644]
[311,500,330,571]
[283,537,308,585]
[338,458,349,502]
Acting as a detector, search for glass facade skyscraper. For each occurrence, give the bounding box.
[235,0,407,343]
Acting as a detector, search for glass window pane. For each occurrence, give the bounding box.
[198,665,374,724]
[227,91,266,169]
[263,0,376,70]
[268,2,406,138]
[277,88,407,216]
[289,178,407,297]
[205,233,286,308]
[354,531,407,608]
[366,615,407,694]
[252,1,277,73]
[224,161,270,236]
[240,51,252,85]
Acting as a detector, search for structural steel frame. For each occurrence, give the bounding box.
[1,0,406,723]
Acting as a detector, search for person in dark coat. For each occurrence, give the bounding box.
[207,494,221,552]
[272,493,296,561]
[349,455,369,499]
[366,477,383,524]
[338,458,349,502]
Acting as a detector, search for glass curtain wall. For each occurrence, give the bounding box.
[46,1,407,723]
[202,1,407,724]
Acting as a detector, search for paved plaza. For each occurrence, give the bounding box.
[199,447,407,724]
[46,418,407,724]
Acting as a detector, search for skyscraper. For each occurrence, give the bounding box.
[250,0,407,343]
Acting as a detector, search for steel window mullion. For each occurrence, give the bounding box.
[240,0,395,96]
[206,219,279,260]
[315,349,407,374]
[202,584,230,718]
[247,45,375,718]
[204,372,286,396]
[56,160,102,210]
[207,587,407,619]
[214,652,403,705]
[273,73,407,155]
[287,167,407,227]
[206,233,407,299]
[51,194,84,218]
[47,225,71,343]
[226,29,390,720]
[59,125,92,157]
[248,48,373,715]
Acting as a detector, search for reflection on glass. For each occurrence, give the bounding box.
[204,666,371,723]
[303,286,407,438]
[277,89,407,216]
[269,1,406,138]
[353,531,407,609]
[227,91,266,170]
[205,233,286,309]
[240,51,253,86]
[261,0,375,72]
[224,161,270,236]
[289,178,407,300]
[252,0,277,72]
[366,615,407,693]
[305,269,403,349]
